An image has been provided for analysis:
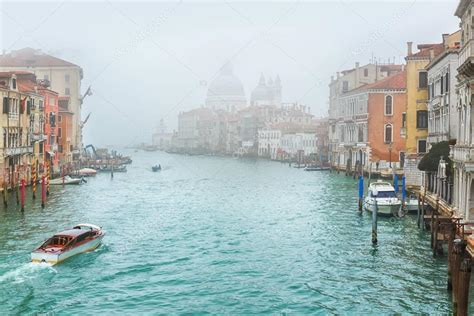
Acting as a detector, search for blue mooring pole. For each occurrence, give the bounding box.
[402,175,407,208]
[394,175,399,194]
[358,176,363,212]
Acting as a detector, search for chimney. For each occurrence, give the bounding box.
[442,33,449,47]
[355,62,360,68]
[407,42,413,56]
[429,48,435,60]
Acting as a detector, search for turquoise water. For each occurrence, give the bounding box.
[0,151,455,314]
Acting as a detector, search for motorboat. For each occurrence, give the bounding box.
[304,166,330,171]
[31,224,105,265]
[48,175,82,185]
[404,194,428,213]
[97,165,127,172]
[364,180,402,216]
[152,165,161,172]
[78,168,97,176]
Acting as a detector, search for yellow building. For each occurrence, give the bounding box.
[404,33,461,156]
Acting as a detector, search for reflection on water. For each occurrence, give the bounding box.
[0,150,454,314]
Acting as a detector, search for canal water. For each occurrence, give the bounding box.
[0,151,461,314]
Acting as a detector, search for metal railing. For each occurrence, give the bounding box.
[426,171,453,204]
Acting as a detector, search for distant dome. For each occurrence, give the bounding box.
[205,63,246,112]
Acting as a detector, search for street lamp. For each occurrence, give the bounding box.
[388,142,393,168]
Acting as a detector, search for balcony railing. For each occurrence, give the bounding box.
[451,145,474,162]
[459,39,474,68]
[4,146,33,157]
[426,172,453,205]
[30,134,47,142]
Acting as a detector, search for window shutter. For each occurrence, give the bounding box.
[20,99,24,114]
[27,100,31,115]
[3,97,8,114]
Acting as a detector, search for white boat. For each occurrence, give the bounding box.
[48,176,82,185]
[78,168,97,176]
[31,224,105,265]
[364,180,402,216]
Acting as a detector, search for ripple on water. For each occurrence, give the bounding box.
[0,152,459,314]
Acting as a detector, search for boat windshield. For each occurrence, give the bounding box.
[375,191,397,198]
[42,236,73,248]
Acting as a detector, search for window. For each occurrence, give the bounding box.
[3,97,8,114]
[418,139,427,153]
[445,73,450,92]
[12,78,16,90]
[58,144,63,153]
[384,124,393,143]
[419,71,428,88]
[385,95,393,115]
[49,97,55,106]
[65,74,70,83]
[342,81,349,93]
[65,88,70,95]
[402,112,407,128]
[417,110,428,128]
[364,69,368,77]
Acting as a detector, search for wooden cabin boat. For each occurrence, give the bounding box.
[78,168,97,176]
[48,176,82,185]
[31,224,105,265]
[152,165,161,172]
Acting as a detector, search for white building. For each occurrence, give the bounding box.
[280,133,317,157]
[257,128,281,159]
[250,74,282,106]
[426,32,460,145]
[453,0,474,220]
[152,119,173,150]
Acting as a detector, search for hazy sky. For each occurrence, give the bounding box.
[0,0,460,146]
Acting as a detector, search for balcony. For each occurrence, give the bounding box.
[4,146,33,157]
[31,134,47,142]
[458,39,474,76]
[400,127,406,138]
[451,145,474,170]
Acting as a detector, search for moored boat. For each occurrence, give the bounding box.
[48,175,82,185]
[364,180,402,216]
[31,224,105,265]
[78,168,97,176]
[152,165,161,172]
[304,166,330,171]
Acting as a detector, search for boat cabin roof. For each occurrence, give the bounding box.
[55,229,89,238]
[369,181,395,192]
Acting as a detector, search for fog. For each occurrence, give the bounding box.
[0,0,458,146]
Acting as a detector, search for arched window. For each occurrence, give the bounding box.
[384,124,393,143]
[385,95,393,115]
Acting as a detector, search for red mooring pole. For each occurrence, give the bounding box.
[41,175,45,208]
[20,179,25,211]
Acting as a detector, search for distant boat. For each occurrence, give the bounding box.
[304,166,330,171]
[97,165,127,172]
[31,224,105,265]
[152,165,161,172]
[78,168,97,176]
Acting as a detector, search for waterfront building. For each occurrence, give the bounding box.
[452,0,474,220]
[250,74,282,106]
[0,72,41,187]
[0,48,84,157]
[328,62,404,169]
[37,83,59,174]
[426,32,461,146]
[257,128,281,159]
[205,63,246,112]
[280,132,317,159]
[58,103,74,164]
[152,119,173,150]
[331,70,407,173]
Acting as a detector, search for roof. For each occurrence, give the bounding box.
[353,71,406,92]
[407,43,444,59]
[55,229,88,238]
[0,48,79,67]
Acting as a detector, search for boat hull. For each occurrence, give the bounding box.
[31,235,104,265]
[364,201,401,216]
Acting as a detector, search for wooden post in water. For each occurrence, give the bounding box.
[452,239,465,313]
[417,195,421,228]
[457,257,472,316]
[433,213,439,257]
[41,175,45,208]
[111,160,114,179]
[372,198,378,244]
[358,175,363,212]
[20,179,25,212]
[15,169,19,205]
[447,222,456,291]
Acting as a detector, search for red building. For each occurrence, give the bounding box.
[38,85,59,173]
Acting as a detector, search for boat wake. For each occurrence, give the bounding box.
[0,262,57,284]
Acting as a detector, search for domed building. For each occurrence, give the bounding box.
[250,73,282,106]
[205,63,247,112]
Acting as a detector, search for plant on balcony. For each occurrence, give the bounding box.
[418,141,452,177]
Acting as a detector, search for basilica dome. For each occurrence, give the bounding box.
[205,63,247,112]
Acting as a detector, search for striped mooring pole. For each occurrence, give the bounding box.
[32,159,36,199]
[46,161,50,196]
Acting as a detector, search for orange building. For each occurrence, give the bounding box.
[365,71,407,167]
[37,85,59,173]
[58,102,73,165]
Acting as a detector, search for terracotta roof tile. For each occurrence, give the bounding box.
[354,71,406,92]
[409,43,444,58]
[0,48,79,67]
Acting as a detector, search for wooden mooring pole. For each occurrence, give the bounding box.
[41,175,46,208]
[358,175,363,212]
[372,199,378,244]
[20,179,25,212]
[452,239,466,314]
[447,222,456,291]
[456,257,472,316]
[32,159,36,199]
